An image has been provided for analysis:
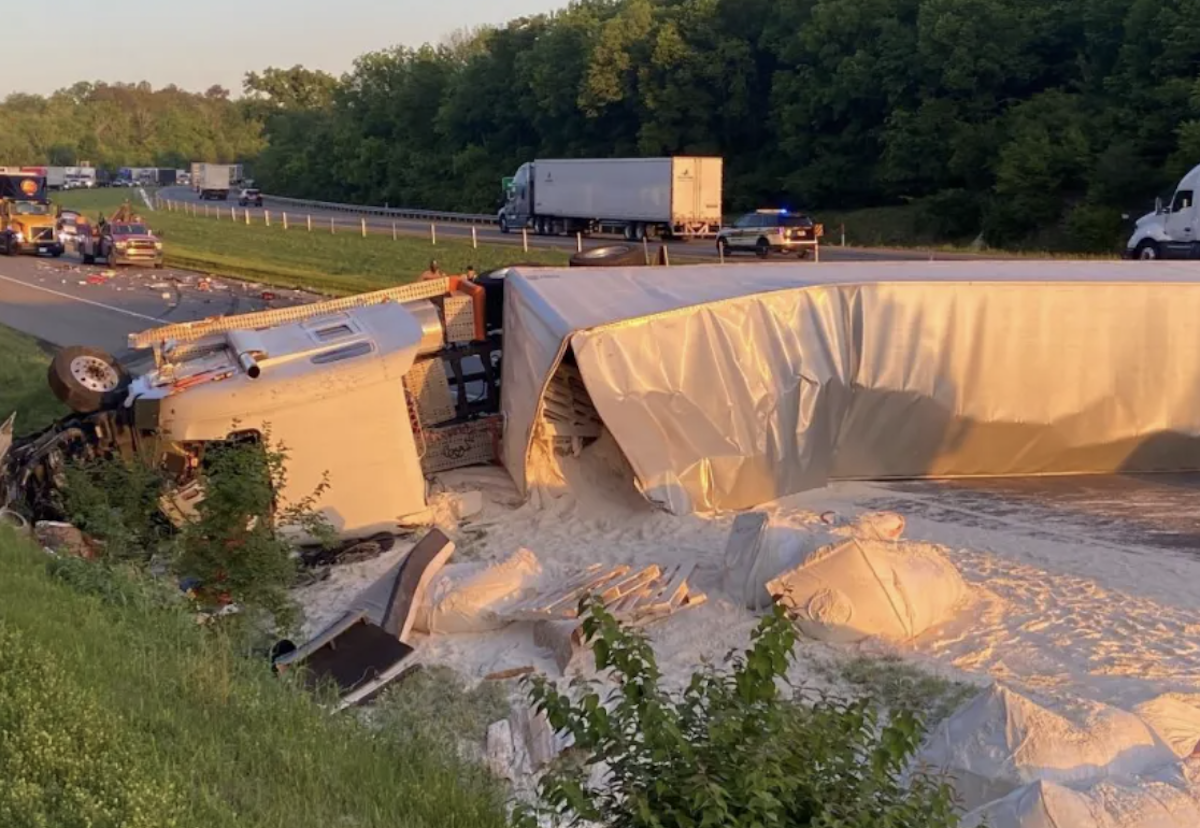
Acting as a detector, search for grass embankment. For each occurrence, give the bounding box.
[0,533,508,827]
[0,326,66,435]
[57,188,569,295]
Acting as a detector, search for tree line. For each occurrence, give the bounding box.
[0,82,262,172]
[6,0,1200,250]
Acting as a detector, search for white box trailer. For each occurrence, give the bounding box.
[196,163,232,200]
[45,167,66,189]
[499,157,723,240]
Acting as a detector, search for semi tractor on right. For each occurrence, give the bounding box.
[1126,163,1200,260]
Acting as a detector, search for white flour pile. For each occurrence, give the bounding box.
[294,435,1200,825]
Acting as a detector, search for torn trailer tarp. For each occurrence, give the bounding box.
[500,260,1200,514]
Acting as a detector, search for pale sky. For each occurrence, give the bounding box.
[3,0,566,97]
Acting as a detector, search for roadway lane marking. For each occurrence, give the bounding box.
[0,272,162,324]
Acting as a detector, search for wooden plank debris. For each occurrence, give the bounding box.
[499,559,705,631]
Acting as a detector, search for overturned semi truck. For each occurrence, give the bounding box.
[7,259,1200,538]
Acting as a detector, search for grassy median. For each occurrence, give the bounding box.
[0,326,66,435]
[57,189,568,295]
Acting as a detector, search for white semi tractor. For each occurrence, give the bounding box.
[1126,163,1200,259]
[498,157,723,240]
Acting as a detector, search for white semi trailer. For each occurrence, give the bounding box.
[196,163,233,201]
[498,157,723,240]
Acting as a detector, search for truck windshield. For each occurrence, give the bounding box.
[12,202,51,216]
[112,224,148,234]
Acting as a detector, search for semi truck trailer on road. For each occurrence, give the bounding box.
[498,157,723,240]
[196,164,233,200]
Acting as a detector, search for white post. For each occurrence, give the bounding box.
[264,210,271,228]
[814,242,820,263]
[576,232,582,253]
[642,237,650,264]
[230,206,235,221]
[282,212,288,230]
[245,208,250,226]
[661,245,670,266]
[307,214,313,232]
[392,222,397,241]
[430,223,437,245]
[361,217,367,238]
[522,228,529,253]
[204,203,209,218]
[840,224,845,247]
[719,243,725,264]
[330,217,335,234]
[472,226,478,249]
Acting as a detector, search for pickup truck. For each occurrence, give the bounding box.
[79,216,164,267]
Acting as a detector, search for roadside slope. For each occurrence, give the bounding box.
[0,533,507,828]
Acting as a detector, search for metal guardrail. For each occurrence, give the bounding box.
[258,193,497,225]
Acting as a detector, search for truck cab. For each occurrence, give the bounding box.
[1126,164,1200,260]
[497,163,533,234]
[0,174,65,258]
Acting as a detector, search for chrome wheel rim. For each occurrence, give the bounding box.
[69,356,120,392]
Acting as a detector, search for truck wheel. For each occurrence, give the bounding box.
[718,238,732,259]
[499,214,509,234]
[569,244,647,268]
[48,346,131,414]
[755,238,771,259]
[82,251,95,264]
[1135,240,1160,260]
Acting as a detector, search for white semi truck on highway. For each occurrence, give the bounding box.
[196,163,234,201]
[1126,163,1200,260]
[498,157,723,240]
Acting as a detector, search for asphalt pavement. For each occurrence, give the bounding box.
[0,247,310,357]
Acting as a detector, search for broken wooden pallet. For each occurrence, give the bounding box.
[498,561,706,626]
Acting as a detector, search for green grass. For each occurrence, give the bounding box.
[57,188,569,295]
[0,533,508,828]
[0,326,67,436]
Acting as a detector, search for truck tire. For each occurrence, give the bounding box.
[48,346,131,414]
[1134,240,1160,260]
[569,244,647,268]
[498,214,510,234]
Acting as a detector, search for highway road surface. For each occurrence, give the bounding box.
[0,248,309,358]
[156,186,990,264]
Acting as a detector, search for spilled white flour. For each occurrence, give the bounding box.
[294,435,1200,825]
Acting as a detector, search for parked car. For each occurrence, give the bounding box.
[716,209,822,258]
[238,188,263,208]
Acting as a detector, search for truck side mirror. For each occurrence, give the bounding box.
[1155,197,1165,215]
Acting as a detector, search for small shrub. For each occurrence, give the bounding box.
[517,602,960,828]
[62,432,333,631]
[1063,203,1125,253]
[174,436,332,631]
[816,654,979,727]
[63,448,173,563]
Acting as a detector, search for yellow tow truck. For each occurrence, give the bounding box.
[0,171,64,257]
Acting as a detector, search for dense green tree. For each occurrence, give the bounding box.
[0,82,263,171]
